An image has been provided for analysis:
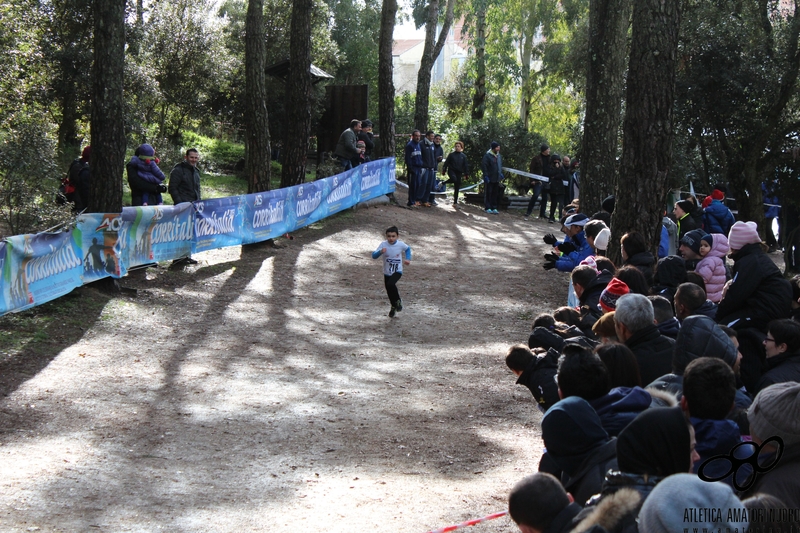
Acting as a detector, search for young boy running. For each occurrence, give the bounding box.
[372,226,412,317]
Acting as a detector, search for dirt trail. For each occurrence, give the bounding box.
[0,190,569,532]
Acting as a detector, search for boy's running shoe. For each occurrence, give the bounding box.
[395,299,403,312]
[389,306,396,318]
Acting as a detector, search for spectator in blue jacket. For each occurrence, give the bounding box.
[703,189,735,235]
[543,213,593,272]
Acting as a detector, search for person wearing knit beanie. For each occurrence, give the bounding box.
[639,474,748,533]
[711,189,725,201]
[594,227,610,253]
[728,220,761,251]
[740,382,800,506]
[598,278,630,313]
[138,143,156,158]
[679,228,705,257]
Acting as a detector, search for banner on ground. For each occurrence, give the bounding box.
[0,157,396,316]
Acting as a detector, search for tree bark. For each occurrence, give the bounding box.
[280,0,313,188]
[378,0,398,158]
[579,0,632,215]
[413,0,455,131]
[90,0,126,213]
[610,0,680,263]
[244,0,271,193]
[471,0,487,121]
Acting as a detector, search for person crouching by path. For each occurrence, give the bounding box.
[372,226,412,318]
[442,141,469,206]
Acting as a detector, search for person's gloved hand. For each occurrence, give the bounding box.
[544,253,559,263]
[158,184,168,193]
[543,233,558,245]
[543,261,556,270]
[558,241,576,255]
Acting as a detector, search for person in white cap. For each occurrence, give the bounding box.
[542,213,593,272]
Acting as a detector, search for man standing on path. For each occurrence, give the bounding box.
[169,148,202,265]
[419,130,437,207]
[333,119,362,170]
[404,130,424,207]
[482,141,504,214]
[525,144,550,220]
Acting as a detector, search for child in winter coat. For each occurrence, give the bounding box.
[130,143,166,206]
[696,233,729,303]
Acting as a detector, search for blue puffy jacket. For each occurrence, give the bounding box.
[555,231,593,272]
[702,200,735,235]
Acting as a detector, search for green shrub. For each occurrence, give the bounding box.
[180,131,245,172]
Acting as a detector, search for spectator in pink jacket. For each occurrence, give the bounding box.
[696,233,729,303]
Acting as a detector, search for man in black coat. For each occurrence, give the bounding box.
[756,318,800,393]
[614,293,674,385]
[169,148,202,205]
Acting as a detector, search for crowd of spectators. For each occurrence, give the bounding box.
[505,197,800,532]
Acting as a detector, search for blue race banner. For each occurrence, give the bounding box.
[193,196,245,253]
[241,188,291,244]
[358,158,396,201]
[2,232,83,312]
[121,204,194,267]
[321,171,362,218]
[0,241,8,315]
[76,212,126,282]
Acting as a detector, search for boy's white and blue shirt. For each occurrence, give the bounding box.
[372,240,412,276]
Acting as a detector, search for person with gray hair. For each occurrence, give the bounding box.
[615,293,675,385]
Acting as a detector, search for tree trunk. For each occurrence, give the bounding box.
[378,0,398,158]
[280,0,313,188]
[413,0,455,131]
[471,1,487,121]
[58,78,81,163]
[579,0,632,215]
[610,0,680,263]
[90,0,126,213]
[519,30,533,129]
[244,0,271,193]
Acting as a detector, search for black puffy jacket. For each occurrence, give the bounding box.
[716,243,791,331]
[672,315,738,374]
[624,324,674,386]
[651,255,687,304]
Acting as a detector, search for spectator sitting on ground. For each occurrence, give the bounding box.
[573,265,612,313]
[614,266,650,296]
[595,343,641,388]
[647,315,740,399]
[591,312,619,343]
[650,255,687,305]
[584,220,609,256]
[542,213,593,272]
[505,344,561,412]
[685,270,707,294]
[540,395,618,506]
[678,228,705,271]
[599,278,630,315]
[755,318,800,394]
[620,232,655,286]
[556,345,652,437]
[681,357,747,488]
[553,306,581,328]
[673,282,717,321]
[638,474,748,533]
[614,293,674,385]
[508,473,582,533]
[572,406,700,533]
[649,295,680,339]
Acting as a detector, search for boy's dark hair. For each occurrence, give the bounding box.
[591,211,612,226]
[506,344,535,372]
[768,318,800,352]
[553,306,581,327]
[508,473,571,529]
[385,226,399,235]
[719,325,737,340]
[584,220,607,240]
[186,148,199,157]
[595,343,642,388]
[615,266,649,296]
[648,295,674,324]
[595,257,617,274]
[791,275,800,302]
[572,265,598,289]
[621,231,648,258]
[532,313,556,330]
[685,271,707,294]
[675,282,706,312]
[683,357,736,419]
[557,345,610,400]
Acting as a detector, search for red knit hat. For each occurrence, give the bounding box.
[711,189,724,200]
[702,196,713,209]
[599,278,630,313]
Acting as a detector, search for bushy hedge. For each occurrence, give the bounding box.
[180,131,245,172]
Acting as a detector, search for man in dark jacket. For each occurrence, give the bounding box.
[357,119,375,160]
[547,154,568,223]
[333,119,361,170]
[508,473,583,533]
[62,146,91,212]
[525,144,550,219]
[703,189,735,235]
[614,293,674,385]
[756,318,800,393]
[650,255,687,305]
[674,282,717,321]
[420,131,438,206]
[717,221,792,332]
[169,148,202,205]
[404,130,423,206]
[481,141,503,214]
[505,344,560,413]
